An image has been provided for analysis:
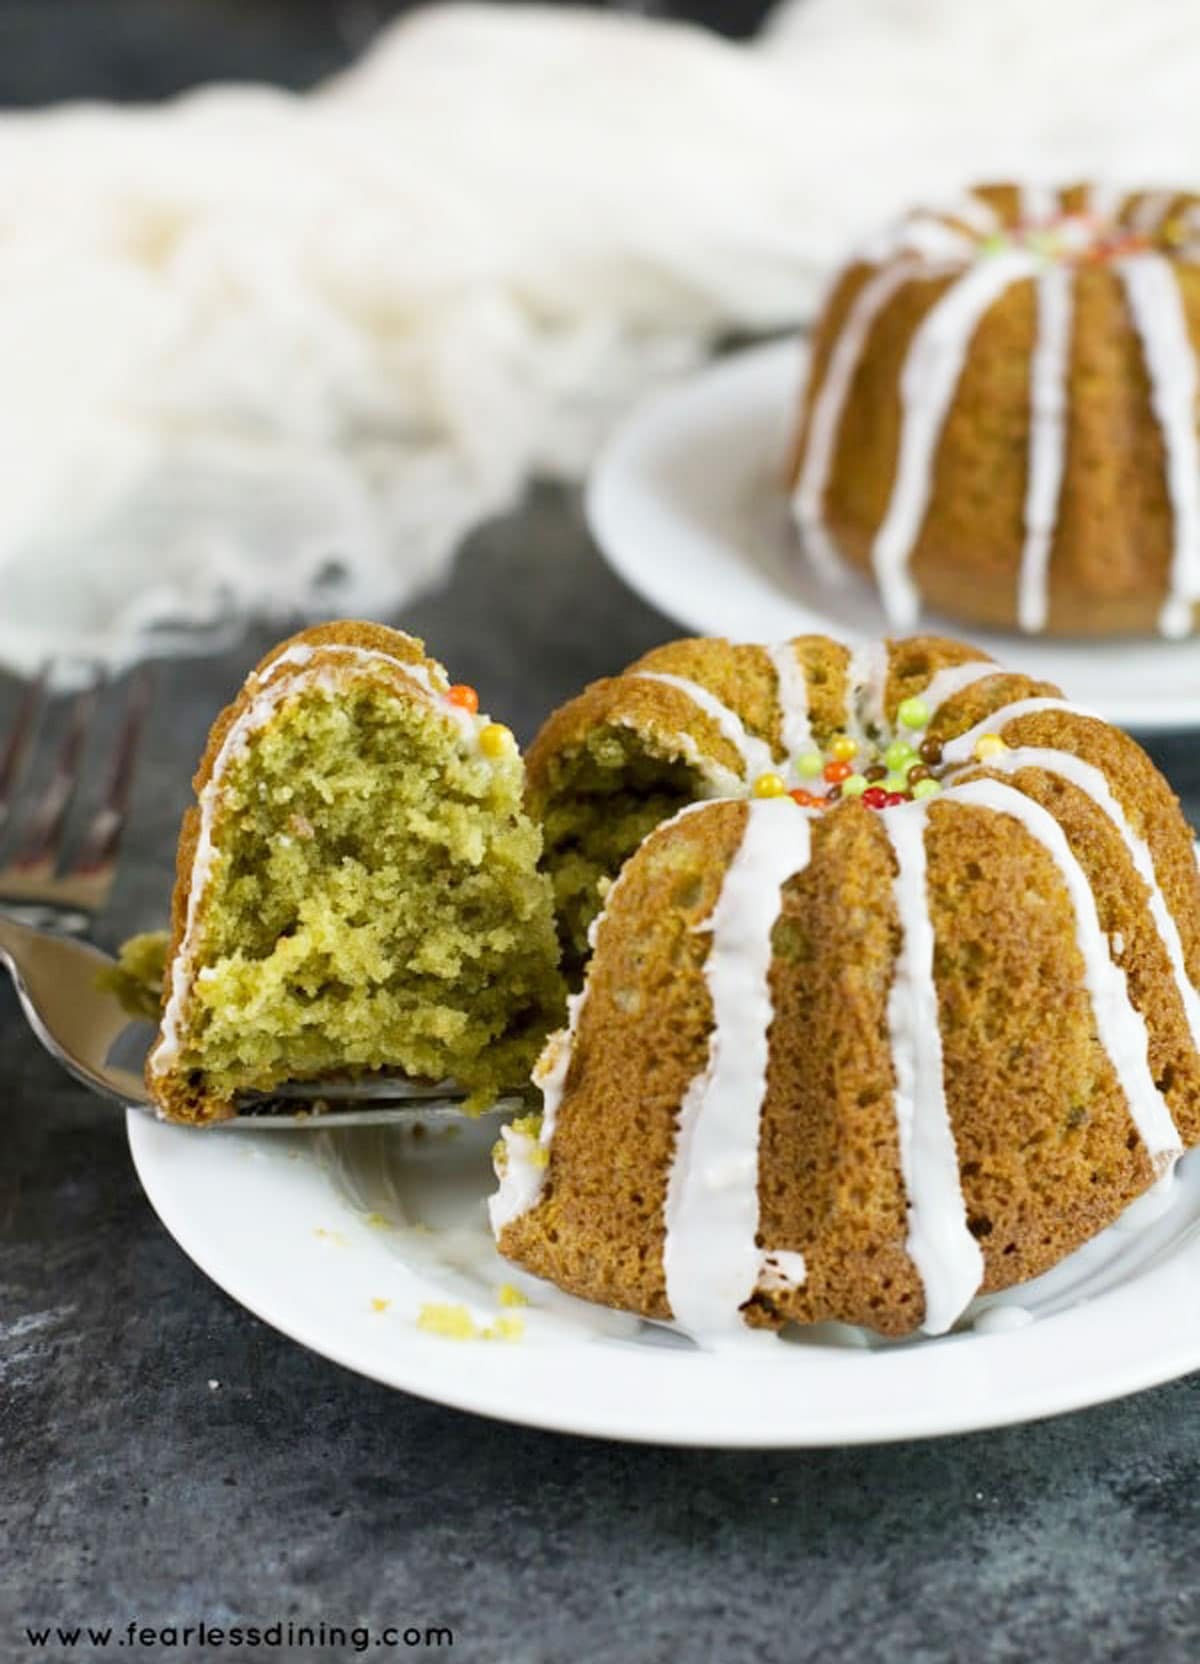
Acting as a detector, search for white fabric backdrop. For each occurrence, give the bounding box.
[0,0,1195,675]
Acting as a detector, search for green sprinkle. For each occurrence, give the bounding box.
[912,777,942,800]
[897,696,929,731]
[840,773,869,798]
[884,740,916,772]
[884,772,910,794]
[796,751,824,779]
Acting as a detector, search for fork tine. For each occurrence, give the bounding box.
[0,662,50,841]
[69,664,154,881]
[7,665,104,876]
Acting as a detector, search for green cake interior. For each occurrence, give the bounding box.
[171,684,565,1115]
[536,727,706,977]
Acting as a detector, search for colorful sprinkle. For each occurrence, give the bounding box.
[862,786,889,809]
[918,737,943,765]
[479,722,517,758]
[974,733,1009,761]
[883,772,910,795]
[753,771,788,799]
[884,740,916,773]
[828,734,859,762]
[795,751,824,780]
[883,792,908,808]
[863,763,888,783]
[897,697,929,731]
[840,773,869,798]
[912,777,942,800]
[823,759,853,785]
[448,683,480,713]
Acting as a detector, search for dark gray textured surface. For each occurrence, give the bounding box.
[5,5,1200,1661]
[4,487,1200,1664]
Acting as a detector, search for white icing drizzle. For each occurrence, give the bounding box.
[946,777,1182,1170]
[1018,264,1074,632]
[1088,182,1123,221]
[871,251,1038,628]
[940,696,1091,768]
[1020,183,1059,225]
[973,1304,1034,1335]
[1130,190,1176,235]
[758,1250,808,1293]
[662,797,812,1339]
[919,660,1007,720]
[1118,253,1200,638]
[844,638,890,743]
[882,804,984,1334]
[950,742,1200,1053]
[793,257,925,582]
[630,671,776,782]
[267,642,475,735]
[951,192,1001,235]
[858,214,973,265]
[765,641,813,758]
[488,989,585,1234]
[150,640,479,1078]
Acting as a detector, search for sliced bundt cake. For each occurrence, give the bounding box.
[148,623,564,1124]
[495,634,1200,1339]
[790,183,1200,638]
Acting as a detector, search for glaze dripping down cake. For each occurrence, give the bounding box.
[148,623,564,1124]
[790,183,1200,639]
[493,634,1200,1339]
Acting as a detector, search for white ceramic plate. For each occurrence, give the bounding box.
[129,1109,1200,1446]
[587,340,1200,732]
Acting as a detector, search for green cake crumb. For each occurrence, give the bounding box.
[416,1302,525,1342]
[99,930,169,1021]
[166,682,566,1112]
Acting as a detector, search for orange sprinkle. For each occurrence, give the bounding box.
[448,684,480,713]
[823,759,852,784]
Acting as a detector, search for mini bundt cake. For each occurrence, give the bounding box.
[790,183,1200,638]
[494,633,1200,1339]
[148,623,564,1124]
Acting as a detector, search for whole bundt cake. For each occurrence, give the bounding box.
[494,633,1200,1339]
[790,183,1200,639]
[149,623,564,1124]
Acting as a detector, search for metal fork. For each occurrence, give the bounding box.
[0,665,496,1129]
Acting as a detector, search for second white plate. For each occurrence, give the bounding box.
[587,340,1200,731]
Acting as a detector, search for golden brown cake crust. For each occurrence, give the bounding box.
[498,631,1200,1337]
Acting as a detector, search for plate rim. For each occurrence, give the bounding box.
[128,1110,1200,1447]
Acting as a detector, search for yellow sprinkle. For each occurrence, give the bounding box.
[497,1283,529,1308]
[828,734,858,762]
[974,733,1009,761]
[483,1315,525,1343]
[417,1303,480,1341]
[752,771,788,799]
[479,722,517,758]
[370,1297,391,1314]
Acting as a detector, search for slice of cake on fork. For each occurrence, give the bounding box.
[147,622,565,1124]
